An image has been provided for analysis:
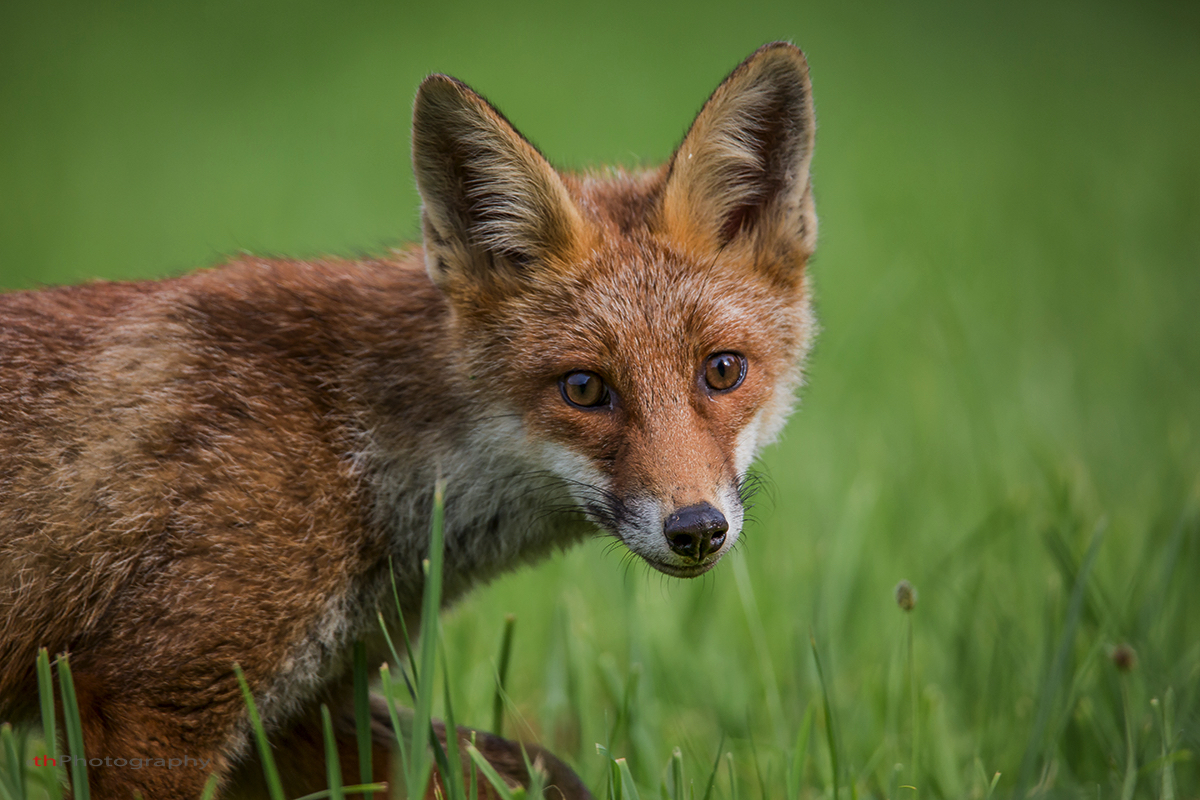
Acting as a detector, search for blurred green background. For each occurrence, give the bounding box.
[2,0,1198,797]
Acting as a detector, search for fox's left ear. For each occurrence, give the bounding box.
[659,42,817,260]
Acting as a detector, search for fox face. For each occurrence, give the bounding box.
[413,42,817,577]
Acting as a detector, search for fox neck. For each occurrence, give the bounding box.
[359,392,594,613]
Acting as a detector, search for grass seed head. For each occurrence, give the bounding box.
[1110,643,1137,672]
[895,580,917,612]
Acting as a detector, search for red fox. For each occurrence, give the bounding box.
[0,42,817,798]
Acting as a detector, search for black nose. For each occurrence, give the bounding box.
[664,503,728,561]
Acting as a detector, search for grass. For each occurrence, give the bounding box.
[1,0,1198,797]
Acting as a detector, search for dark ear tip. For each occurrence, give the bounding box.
[418,73,466,91]
[744,41,810,79]
[414,73,470,106]
[413,74,498,139]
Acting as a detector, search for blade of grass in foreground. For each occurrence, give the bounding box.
[1014,520,1107,797]
[699,733,725,800]
[434,627,467,800]
[732,555,786,747]
[407,478,447,800]
[1119,674,1137,800]
[786,701,816,800]
[55,655,89,800]
[615,757,640,800]
[352,641,374,798]
[36,649,63,800]
[389,557,418,683]
[292,784,390,800]
[467,744,519,800]
[492,614,516,738]
[199,773,221,800]
[377,665,411,784]
[723,752,738,800]
[234,663,285,800]
[662,747,685,800]
[1,723,26,800]
[809,633,840,800]
[468,731,479,800]
[1156,689,1177,800]
[516,740,546,800]
[321,704,346,800]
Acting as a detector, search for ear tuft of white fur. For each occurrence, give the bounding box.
[412,75,585,289]
[660,42,817,256]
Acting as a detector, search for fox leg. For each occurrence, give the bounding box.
[225,693,593,800]
[66,673,239,800]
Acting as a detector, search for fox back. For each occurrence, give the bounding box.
[0,42,817,799]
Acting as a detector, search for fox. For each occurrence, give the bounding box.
[0,41,817,799]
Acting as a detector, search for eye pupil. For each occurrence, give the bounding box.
[562,371,607,408]
[705,352,745,392]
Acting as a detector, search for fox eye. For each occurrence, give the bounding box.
[561,371,610,408]
[704,352,746,392]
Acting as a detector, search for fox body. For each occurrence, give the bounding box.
[0,43,817,798]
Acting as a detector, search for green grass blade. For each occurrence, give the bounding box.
[322,704,346,800]
[407,477,447,800]
[1014,520,1107,797]
[377,665,411,786]
[293,783,390,800]
[199,772,221,800]
[906,614,918,799]
[55,654,89,800]
[377,609,418,706]
[748,734,767,800]
[1,723,25,800]
[35,649,62,800]
[1158,688,1177,800]
[352,641,374,797]
[616,758,641,800]
[436,627,467,800]
[468,731,479,800]
[699,733,724,800]
[809,633,840,800]
[234,663,285,800]
[662,747,684,800]
[467,744,517,800]
[732,555,786,747]
[389,556,418,682]
[517,743,547,800]
[724,752,737,800]
[608,755,622,800]
[1119,679,1136,800]
[492,613,516,738]
[787,701,815,800]
[376,611,404,673]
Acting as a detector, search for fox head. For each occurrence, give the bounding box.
[412,43,816,577]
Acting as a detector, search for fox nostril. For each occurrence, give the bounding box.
[664,502,729,561]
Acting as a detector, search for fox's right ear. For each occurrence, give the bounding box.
[412,75,588,296]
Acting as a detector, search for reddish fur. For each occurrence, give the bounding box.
[0,42,817,799]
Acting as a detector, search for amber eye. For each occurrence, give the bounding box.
[704,352,746,392]
[561,371,610,408]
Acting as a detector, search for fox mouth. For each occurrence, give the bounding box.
[640,555,722,579]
